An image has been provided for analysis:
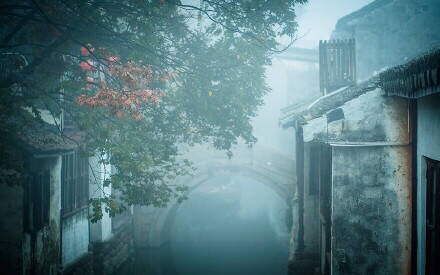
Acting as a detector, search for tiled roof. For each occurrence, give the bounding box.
[280,77,379,128]
[3,111,78,155]
[379,47,440,98]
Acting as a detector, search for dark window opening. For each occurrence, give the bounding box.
[319,144,332,275]
[25,169,50,232]
[61,151,89,216]
[426,157,440,275]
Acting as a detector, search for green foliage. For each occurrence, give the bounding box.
[0,0,305,221]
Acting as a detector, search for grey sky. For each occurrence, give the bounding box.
[294,0,375,49]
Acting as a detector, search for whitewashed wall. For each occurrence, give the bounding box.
[89,154,112,242]
[61,208,89,266]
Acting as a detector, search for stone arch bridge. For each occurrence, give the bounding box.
[133,144,296,248]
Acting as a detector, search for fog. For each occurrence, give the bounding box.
[171,175,289,275]
[293,0,375,48]
[252,0,374,155]
[124,3,379,274]
[118,174,290,275]
[2,0,440,274]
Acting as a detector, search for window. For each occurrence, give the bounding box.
[25,169,50,232]
[61,151,89,216]
[33,169,50,230]
[33,169,50,231]
[426,157,440,275]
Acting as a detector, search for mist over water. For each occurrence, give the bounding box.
[124,174,290,275]
[171,174,290,275]
[170,174,290,275]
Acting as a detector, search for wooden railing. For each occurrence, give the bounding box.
[319,39,356,95]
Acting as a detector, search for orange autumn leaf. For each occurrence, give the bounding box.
[77,58,169,121]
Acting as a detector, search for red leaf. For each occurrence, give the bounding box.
[108,56,119,62]
[80,61,93,72]
[80,46,94,56]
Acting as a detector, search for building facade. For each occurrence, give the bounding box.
[281,1,440,274]
[380,48,440,275]
[0,113,133,274]
[282,79,413,275]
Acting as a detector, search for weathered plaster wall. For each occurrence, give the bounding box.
[332,146,411,275]
[331,0,440,80]
[301,88,412,274]
[416,93,440,275]
[304,89,409,144]
[61,208,89,266]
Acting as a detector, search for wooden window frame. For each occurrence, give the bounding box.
[61,151,89,217]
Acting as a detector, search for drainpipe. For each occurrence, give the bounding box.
[296,123,305,253]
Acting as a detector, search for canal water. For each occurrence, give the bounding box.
[120,174,290,275]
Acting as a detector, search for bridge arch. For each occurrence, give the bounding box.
[133,145,296,248]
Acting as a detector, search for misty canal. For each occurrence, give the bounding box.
[122,174,290,275]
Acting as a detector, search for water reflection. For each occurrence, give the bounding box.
[122,174,290,275]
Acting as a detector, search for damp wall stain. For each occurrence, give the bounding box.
[332,146,411,275]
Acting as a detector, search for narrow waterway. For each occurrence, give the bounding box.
[121,174,290,275]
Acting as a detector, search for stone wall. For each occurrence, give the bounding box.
[331,0,440,80]
[63,219,134,275]
[91,221,134,275]
[62,252,94,275]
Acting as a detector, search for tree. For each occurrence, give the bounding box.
[0,0,306,220]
